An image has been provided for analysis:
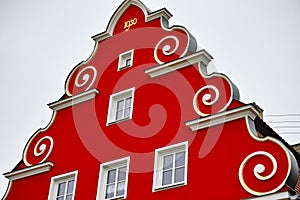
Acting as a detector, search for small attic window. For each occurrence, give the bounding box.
[118,49,134,71]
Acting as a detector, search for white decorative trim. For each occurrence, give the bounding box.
[3,162,54,181]
[147,8,172,22]
[238,117,295,197]
[1,181,12,200]
[118,49,134,71]
[239,151,278,196]
[65,0,187,96]
[154,35,180,64]
[253,152,277,181]
[185,104,261,131]
[193,85,220,116]
[152,141,188,192]
[96,157,130,200]
[23,112,57,166]
[106,87,135,125]
[242,191,292,200]
[91,0,172,42]
[48,170,78,200]
[48,89,99,111]
[74,66,97,91]
[145,50,212,78]
[32,136,54,164]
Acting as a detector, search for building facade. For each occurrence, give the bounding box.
[3,0,300,199]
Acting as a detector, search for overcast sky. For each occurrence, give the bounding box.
[1,0,299,197]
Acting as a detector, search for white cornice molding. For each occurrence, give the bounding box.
[3,162,54,181]
[48,89,99,111]
[144,50,212,78]
[147,8,172,22]
[185,104,261,131]
[242,191,292,200]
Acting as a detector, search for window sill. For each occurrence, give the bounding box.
[153,182,186,192]
[107,117,131,126]
[118,65,132,71]
[105,196,125,200]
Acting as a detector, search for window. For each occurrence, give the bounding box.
[97,157,130,200]
[56,180,75,200]
[116,96,132,121]
[153,142,188,191]
[125,58,131,67]
[118,49,134,71]
[48,171,78,200]
[107,88,135,125]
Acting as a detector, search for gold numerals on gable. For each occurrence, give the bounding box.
[124,18,137,31]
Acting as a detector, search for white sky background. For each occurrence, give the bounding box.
[0,0,299,197]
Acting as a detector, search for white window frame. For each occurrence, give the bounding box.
[96,157,130,200]
[153,141,188,192]
[106,87,135,125]
[118,49,134,71]
[48,170,78,200]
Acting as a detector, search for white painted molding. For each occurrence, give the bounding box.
[3,162,54,181]
[91,0,172,42]
[106,87,135,126]
[185,104,261,131]
[152,141,188,192]
[242,191,292,200]
[147,8,172,22]
[48,89,99,111]
[144,50,212,78]
[74,66,98,91]
[48,170,78,200]
[96,157,130,200]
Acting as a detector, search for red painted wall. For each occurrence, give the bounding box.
[3,1,296,199]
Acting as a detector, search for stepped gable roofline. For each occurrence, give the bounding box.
[65,0,198,96]
[91,0,173,42]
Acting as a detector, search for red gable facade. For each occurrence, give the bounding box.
[3,0,299,199]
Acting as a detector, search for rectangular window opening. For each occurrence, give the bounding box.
[48,171,78,200]
[153,142,188,192]
[107,88,135,125]
[118,50,134,71]
[97,157,130,200]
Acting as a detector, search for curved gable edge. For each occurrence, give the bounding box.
[91,0,173,42]
[64,0,199,97]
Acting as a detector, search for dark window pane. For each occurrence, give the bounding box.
[125,58,131,66]
[125,97,131,107]
[124,108,130,118]
[105,184,115,199]
[118,166,127,181]
[163,154,173,170]
[107,169,116,184]
[175,167,185,183]
[116,100,124,110]
[162,170,172,186]
[116,181,125,196]
[56,197,64,200]
[175,151,185,167]
[116,110,123,120]
[67,180,74,194]
[66,194,73,200]
[57,182,66,196]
